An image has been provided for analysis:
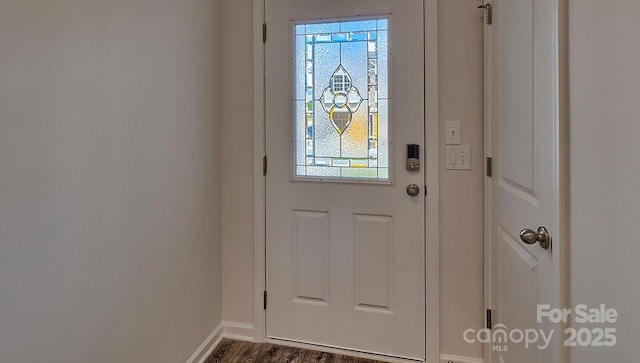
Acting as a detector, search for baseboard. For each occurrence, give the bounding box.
[186,323,224,363]
[223,321,255,342]
[188,323,482,363]
[440,354,484,363]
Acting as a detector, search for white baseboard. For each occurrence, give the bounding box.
[440,354,484,363]
[188,323,482,363]
[223,321,255,342]
[186,323,224,363]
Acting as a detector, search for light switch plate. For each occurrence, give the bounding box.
[445,120,461,145]
[445,145,471,170]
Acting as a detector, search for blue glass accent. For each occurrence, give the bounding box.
[306,88,314,103]
[350,32,368,41]
[314,34,332,43]
[368,31,377,41]
[340,19,377,32]
[332,33,348,42]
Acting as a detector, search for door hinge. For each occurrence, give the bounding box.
[263,155,268,176]
[486,157,493,177]
[263,290,268,310]
[262,23,267,43]
[478,3,493,25]
[487,309,493,329]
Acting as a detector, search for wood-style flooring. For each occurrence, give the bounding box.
[204,339,390,363]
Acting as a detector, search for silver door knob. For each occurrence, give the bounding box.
[519,226,551,250]
[406,184,420,197]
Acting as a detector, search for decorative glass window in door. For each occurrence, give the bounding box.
[294,18,389,180]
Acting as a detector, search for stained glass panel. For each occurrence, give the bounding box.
[294,18,389,180]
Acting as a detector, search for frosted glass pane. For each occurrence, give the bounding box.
[306,166,341,177]
[378,31,388,99]
[307,22,340,34]
[314,42,341,97]
[294,18,390,180]
[314,101,341,157]
[378,100,389,167]
[296,35,306,100]
[296,101,306,165]
[342,168,379,178]
[341,20,377,32]
[377,19,388,30]
[341,42,368,98]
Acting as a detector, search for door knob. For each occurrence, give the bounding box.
[406,184,420,197]
[519,226,551,250]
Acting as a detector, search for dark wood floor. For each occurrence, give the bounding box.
[204,339,390,363]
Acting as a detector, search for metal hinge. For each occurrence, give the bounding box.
[263,155,268,176]
[486,157,493,177]
[487,309,493,329]
[263,290,268,310]
[478,3,493,25]
[262,23,267,43]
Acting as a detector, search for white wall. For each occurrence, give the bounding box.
[220,0,256,326]
[0,1,223,362]
[438,1,485,358]
[220,0,485,359]
[569,0,640,361]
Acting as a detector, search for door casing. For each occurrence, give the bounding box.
[252,0,440,362]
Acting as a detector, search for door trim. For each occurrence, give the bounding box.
[481,3,493,362]
[253,1,440,362]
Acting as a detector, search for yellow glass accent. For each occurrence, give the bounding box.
[351,160,369,168]
[341,108,368,157]
[373,114,379,138]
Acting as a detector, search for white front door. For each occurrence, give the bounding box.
[486,0,565,362]
[265,0,425,360]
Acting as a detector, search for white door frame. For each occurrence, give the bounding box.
[481,0,571,362]
[252,1,440,362]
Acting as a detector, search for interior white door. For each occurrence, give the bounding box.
[487,0,563,362]
[265,0,425,360]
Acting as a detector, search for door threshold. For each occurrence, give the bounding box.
[265,336,425,363]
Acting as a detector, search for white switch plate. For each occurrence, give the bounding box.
[445,120,461,145]
[445,145,471,170]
